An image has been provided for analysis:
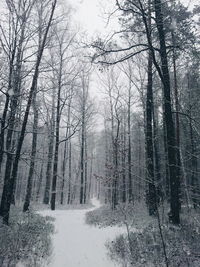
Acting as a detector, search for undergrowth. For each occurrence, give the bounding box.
[86,202,200,267]
[106,216,200,267]
[0,207,54,267]
[85,202,154,228]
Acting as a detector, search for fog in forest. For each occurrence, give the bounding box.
[0,0,199,266]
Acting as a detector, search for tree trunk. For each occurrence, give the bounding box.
[23,91,39,212]
[43,94,55,204]
[154,0,180,224]
[36,155,44,202]
[128,73,133,202]
[146,48,156,215]
[67,140,72,204]
[50,62,62,211]
[153,102,162,203]
[84,137,88,204]
[122,115,127,203]
[60,99,72,205]
[88,152,93,201]
[80,112,85,204]
[145,1,156,216]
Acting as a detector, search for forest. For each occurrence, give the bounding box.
[0,0,199,266]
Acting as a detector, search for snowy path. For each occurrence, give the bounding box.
[42,199,124,267]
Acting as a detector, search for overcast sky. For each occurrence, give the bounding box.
[67,0,118,37]
[68,0,199,36]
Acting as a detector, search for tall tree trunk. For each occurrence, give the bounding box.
[50,63,62,211]
[145,1,156,216]
[80,111,85,204]
[36,153,45,202]
[60,141,68,205]
[112,118,120,209]
[127,72,133,202]
[60,99,72,205]
[146,50,156,215]
[154,0,180,224]
[153,102,162,203]
[122,115,127,203]
[84,137,88,204]
[172,26,181,210]
[67,140,72,204]
[23,91,39,212]
[80,76,86,205]
[43,93,55,204]
[88,152,93,201]
[163,119,170,200]
[188,74,198,208]
[138,123,142,201]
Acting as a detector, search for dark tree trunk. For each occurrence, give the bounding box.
[128,77,133,202]
[122,116,127,203]
[112,118,120,210]
[50,111,60,210]
[60,134,68,205]
[163,119,170,200]
[50,66,62,211]
[60,100,72,205]
[84,137,88,204]
[43,100,55,204]
[188,75,198,208]
[67,140,72,204]
[154,0,180,224]
[172,29,181,210]
[88,152,93,201]
[36,156,44,202]
[153,102,162,202]
[23,91,39,212]
[0,95,10,173]
[145,2,156,216]
[80,79,86,205]
[146,48,156,216]
[80,116,85,204]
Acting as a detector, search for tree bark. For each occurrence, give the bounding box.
[23,91,39,212]
[50,58,62,211]
[127,70,133,202]
[145,0,156,216]
[146,49,156,215]
[80,104,85,204]
[84,137,88,204]
[67,140,72,204]
[43,93,55,204]
[154,0,180,224]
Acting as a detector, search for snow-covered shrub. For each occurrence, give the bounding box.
[0,208,54,267]
[106,218,200,267]
[85,202,151,228]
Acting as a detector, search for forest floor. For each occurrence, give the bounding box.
[86,202,200,267]
[41,198,125,267]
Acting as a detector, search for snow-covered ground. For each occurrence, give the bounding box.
[42,198,124,267]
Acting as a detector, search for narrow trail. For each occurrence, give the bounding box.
[42,199,124,267]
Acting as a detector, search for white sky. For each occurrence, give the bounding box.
[67,0,117,37]
[67,0,199,37]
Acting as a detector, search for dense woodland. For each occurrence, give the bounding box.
[0,0,200,266]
